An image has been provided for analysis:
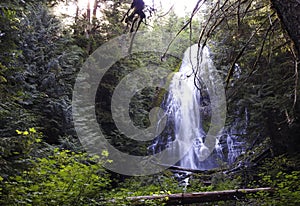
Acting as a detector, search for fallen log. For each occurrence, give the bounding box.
[152,162,223,174]
[167,165,219,174]
[126,187,274,205]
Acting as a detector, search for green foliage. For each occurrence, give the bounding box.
[246,155,300,205]
[16,2,83,142]
[99,1,128,39]
[0,127,113,205]
[2,147,111,205]
[210,173,241,191]
[0,128,45,177]
[105,173,181,205]
[0,2,26,134]
[188,180,213,192]
[0,175,3,196]
[248,171,300,205]
[0,2,20,65]
[71,0,130,54]
[1,1,84,144]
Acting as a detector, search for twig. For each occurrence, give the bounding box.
[161,0,205,60]
[156,6,174,18]
[247,17,277,78]
[225,12,276,89]
[292,50,299,111]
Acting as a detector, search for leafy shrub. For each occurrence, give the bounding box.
[247,155,300,205]
[248,171,300,205]
[106,172,188,205]
[0,128,45,178]
[1,138,112,205]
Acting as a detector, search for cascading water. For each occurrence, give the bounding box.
[150,45,245,170]
[224,108,248,164]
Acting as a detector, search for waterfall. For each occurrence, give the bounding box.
[150,45,245,170]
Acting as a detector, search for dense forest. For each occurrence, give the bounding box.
[0,0,300,205]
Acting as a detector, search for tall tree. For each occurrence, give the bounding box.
[18,3,83,143]
[269,0,300,154]
[271,0,300,57]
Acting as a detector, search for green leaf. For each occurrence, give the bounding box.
[0,75,7,83]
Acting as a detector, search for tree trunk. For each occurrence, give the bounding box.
[75,0,79,23]
[86,0,91,24]
[93,0,98,19]
[123,188,274,205]
[74,0,80,35]
[270,0,300,154]
[271,0,300,57]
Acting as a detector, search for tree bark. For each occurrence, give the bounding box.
[93,0,98,19]
[124,188,274,205]
[269,0,300,155]
[74,0,80,35]
[86,0,91,24]
[271,0,300,57]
